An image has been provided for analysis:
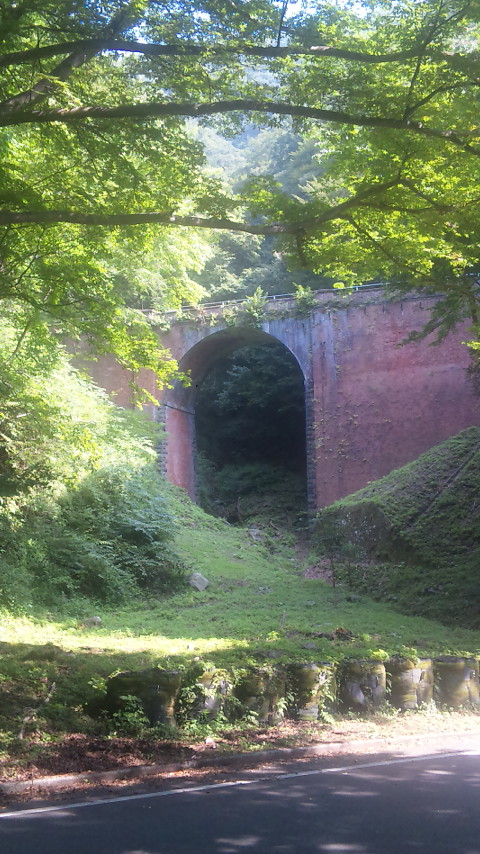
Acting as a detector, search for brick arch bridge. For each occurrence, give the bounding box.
[89,287,480,511]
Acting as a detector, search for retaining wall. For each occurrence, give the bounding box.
[105,655,480,728]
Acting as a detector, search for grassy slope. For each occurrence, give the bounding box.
[1,478,480,762]
[316,426,480,626]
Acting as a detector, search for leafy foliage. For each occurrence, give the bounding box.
[189,127,331,301]
[198,457,307,525]
[0,323,187,610]
[2,0,480,350]
[0,1,225,376]
[312,514,361,588]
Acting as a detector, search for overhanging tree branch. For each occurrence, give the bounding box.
[346,215,436,283]
[0,195,380,233]
[0,0,478,368]
[0,179,400,233]
[402,0,446,120]
[399,178,455,210]
[2,38,479,71]
[0,39,429,68]
[0,4,143,113]
[0,99,478,156]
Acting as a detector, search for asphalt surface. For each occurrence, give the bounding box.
[1,749,480,853]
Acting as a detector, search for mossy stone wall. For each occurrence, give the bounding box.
[102,655,480,729]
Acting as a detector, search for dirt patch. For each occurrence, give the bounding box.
[0,736,195,783]
[303,557,333,583]
[3,711,480,785]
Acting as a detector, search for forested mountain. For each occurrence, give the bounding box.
[190,126,334,301]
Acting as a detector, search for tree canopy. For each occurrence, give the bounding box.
[3,0,480,361]
[189,125,331,300]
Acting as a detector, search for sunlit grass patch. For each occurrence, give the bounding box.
[0,487,480,769]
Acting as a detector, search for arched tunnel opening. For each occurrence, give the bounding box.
[194,340,308,527]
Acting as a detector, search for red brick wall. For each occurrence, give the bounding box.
[310,297,480,507]
[85,292,480,510]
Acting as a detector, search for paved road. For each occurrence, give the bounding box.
[1,750,480,853]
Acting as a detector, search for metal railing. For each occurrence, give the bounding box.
[157,281,388,316]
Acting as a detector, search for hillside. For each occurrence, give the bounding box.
[1,351,480,781]
[2,446,480,782]
[314,426,480,627]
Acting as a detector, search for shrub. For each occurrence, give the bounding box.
[0,328,186,609]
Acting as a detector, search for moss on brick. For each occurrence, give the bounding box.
[314,427,480,627]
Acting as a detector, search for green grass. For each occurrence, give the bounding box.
[4,485,478,662]
[1,480,480,764]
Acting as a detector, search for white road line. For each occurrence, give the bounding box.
[0,750,474,820]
